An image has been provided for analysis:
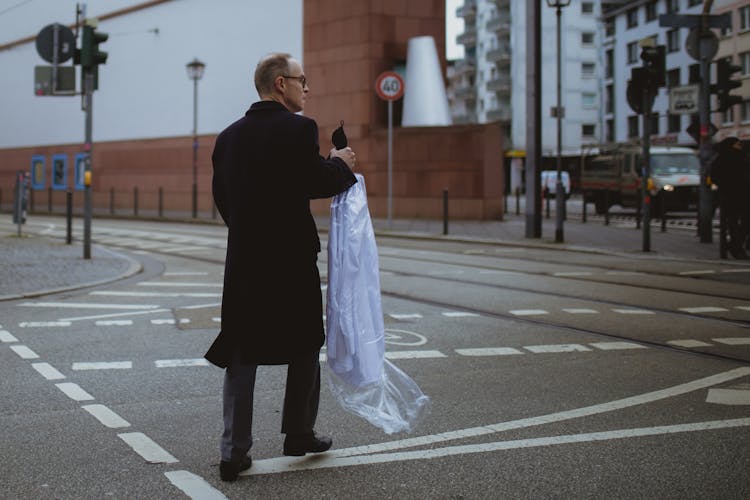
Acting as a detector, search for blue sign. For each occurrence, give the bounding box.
[30,155,46,190]
[74,153,88,191]
[51,154,67,190]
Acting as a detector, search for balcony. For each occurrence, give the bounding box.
[486,107,510,122]
[485,10,510,34]
[486,75,511,94]
[456,0,477,19]
[456,26,477,47]
[486,45,510,65]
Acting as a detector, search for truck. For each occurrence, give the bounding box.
[580,144,702,215]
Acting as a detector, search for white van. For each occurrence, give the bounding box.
[541,170,571,199]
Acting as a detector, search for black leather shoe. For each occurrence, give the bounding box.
[283,432,333,456]
[219,455,252,482]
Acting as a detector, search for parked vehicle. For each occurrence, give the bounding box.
[541,170,571,199]
[581,144,702,214]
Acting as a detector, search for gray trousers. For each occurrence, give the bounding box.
[220,350,321,461]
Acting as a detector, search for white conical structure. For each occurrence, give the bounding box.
[402,36,452,127]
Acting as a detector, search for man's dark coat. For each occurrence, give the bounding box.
[205,100,356,367]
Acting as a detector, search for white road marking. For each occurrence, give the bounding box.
[155,359,210,368]
[509,309,548,316]
[95,320,134,326]
[10,345,39,359]
[245,418,750,476]
[706,388,750,405]
[72,361,132,370]
[179,302,221,310]
[590,342,646,350]
[0,330,18,342]
[164,470,227,500]
[31,362,65,380]
[59,308,170,322]
[721,269,750,273]
[118,432,178,463]
[90,291,221,298]
[678,270,715,275]
[524,344,591,353]
[612,309,654,315]
[151,319,176,325]
[441,311,480,318]
[18,301,160,310]
[388,313,423,320]
[668,339,712,348]
[327,367,750,458]
[18,321,72,327]
[455,347,523,356]
[385,350,446,360]
[137,282,222,287]
[713,337,750,345]
[55,382,95,401]
[678,306,728,313]
[562,308,599,314]
[163,272,209,276]
[553,271,592,277]
[736,306,750,311]
[82,404,131,428]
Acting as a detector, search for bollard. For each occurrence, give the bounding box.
[604,190,610,226]
[110,187,115,215]
[635,190,641,230]
[158,187,164,218]
[582,197,587,223]
[515,187,520,215]
[134,187,139,216]
[66,190,72,244]
[442,189,449,235]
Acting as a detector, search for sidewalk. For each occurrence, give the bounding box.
[0,211,731,301]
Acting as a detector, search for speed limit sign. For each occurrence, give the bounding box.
[375,71,405,101]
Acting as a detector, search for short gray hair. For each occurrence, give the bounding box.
[254,53,292,96]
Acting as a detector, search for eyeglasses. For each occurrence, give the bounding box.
[282,75,307,87]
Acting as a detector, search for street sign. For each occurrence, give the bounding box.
[375,71,404,101]
[685,28,718,61]
[35,23,75,64]
[34,65,76,95]
[669,84,699,114]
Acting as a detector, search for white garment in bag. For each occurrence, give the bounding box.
[326,174,430,434]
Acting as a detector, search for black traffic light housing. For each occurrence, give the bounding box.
[712,58,742,112]
[73,22,107,90]
[640,45,666,88]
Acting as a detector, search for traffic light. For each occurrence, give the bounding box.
[640,45,666,88]
[81,24,108,69]
[713,58,742,112]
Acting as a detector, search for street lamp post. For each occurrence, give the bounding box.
[186,58,205,219]
[546,0,570,243]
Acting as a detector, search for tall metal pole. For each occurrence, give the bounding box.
[641,89,652,252]
[191,76,198,219]
[554,4,564,243]
[697,23,713,243]
[525,0,542,238]
[83,71,93,259]
[387,99,393,228]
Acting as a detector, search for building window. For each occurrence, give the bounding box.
[605,49,614,79]
[582,124,596,137]
[667,68,680,88]
[627,8,638,28]
[582,2,594,14]
[606,119,615,143]
[628,116,639,138]
[720,23,732,38]
[606,85,614,113]
[741,100,750,123]
[582,92,596,108]
[668,113,681,133]
[605,20,615,37]
[740,6,750,31]
[582,32,595,45]
[582,62,596,77]
[741,51,750,76]
[667,29,680,52]
[666,0,679,14]
[627,42,638,64]
[645,1,658,22]
[722,107,735,125]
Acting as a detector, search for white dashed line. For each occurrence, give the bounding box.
[0,330,18,342]
[612,309,654,315]
[562,308,599,314]
[72,361,132,370]
[90,291,221,298]
[589,342,646,351]
[721,269,750,274]
[441,311,480,318]
[553,272,592,277]
[10,345,39,359]
[713,337,750,345]
[164,471,227,500]
[151,319,176,325]
[388,313,423,320]
[678,270,715,275]
[118,432,178,463]
[55,382,95,401]
[155,359,210,368]
[455,347,523,356]
[385,350,447,360]
[95,320,134,326]
[82,404,131,428]
[31,362,66,380]
[524,344,591,353]
[678,307,728,313]
[18,302,160,310]
[18,321,72,327]
[668,340,712,348]
[509,309,548,316]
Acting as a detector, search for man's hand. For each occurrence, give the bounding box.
[330,147,356,169]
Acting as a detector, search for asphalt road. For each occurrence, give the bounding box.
[1,217,749,499]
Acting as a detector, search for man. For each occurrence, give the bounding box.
[712,137,748,259]
[206,52,357,481]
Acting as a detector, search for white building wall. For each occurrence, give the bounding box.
[0,0,302,149]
